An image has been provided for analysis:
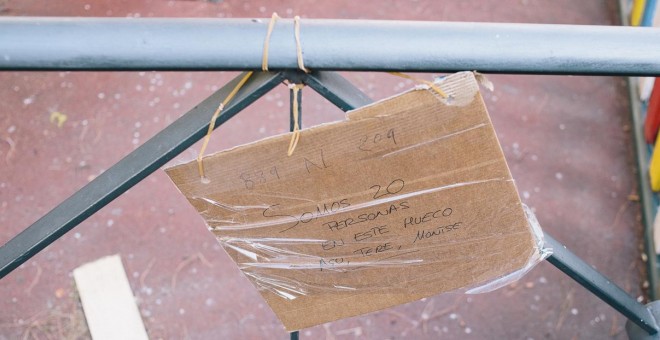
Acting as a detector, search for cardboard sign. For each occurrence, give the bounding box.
[165,72,539,331]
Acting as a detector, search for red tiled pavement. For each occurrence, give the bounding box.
[0,1,643,339]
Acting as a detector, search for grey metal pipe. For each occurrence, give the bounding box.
[0,17,659,75]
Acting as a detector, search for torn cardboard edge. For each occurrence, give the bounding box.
[165,71,550,331]
[169,71,483,170]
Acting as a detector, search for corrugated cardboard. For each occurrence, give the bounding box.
[165,72,537,331]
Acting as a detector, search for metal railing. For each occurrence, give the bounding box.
[1,18,660,338]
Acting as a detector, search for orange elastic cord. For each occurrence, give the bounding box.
[197,71,254,182]
[388,71,448,98]
[262,12,280,71]
[293,16,310,73]
[287,83,304,156]
[286,15,309,156]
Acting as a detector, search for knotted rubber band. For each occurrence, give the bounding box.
[263,13,310,74]
[286,15,308,155]
[388,71,448,98]
[262,13,308,157]
[262,12,279,71]
[293,16,310,73]
[197,71,254,182]
[287,83,304,156]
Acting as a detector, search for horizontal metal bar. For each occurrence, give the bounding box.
[546,233,659,335]
[1,17,660,75]
[0,71,283,278]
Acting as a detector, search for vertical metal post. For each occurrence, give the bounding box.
[290,85,303,132]
[290,331,299,340]
[616,0,660,301]
[626,74,660,300]
[288,80,303,340]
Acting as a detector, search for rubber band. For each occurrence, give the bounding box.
[262,12,279,72]
[197,71,254,182]
[388,71,448,98]
[293,16,310,73]
[287,83,304,156]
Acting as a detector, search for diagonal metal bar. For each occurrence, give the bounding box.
[303,71,373,111]
[546,233,659,334]
[301,71,371,112]
[0,71,284,278]
[305,71,660,335]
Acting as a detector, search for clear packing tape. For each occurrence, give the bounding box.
[165,71,552,331]
[202,192,549,299]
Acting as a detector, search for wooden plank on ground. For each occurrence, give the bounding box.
[73,254,149,340]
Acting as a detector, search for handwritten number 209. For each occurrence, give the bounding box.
[370,179,405,199]
[358,128,396,151]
